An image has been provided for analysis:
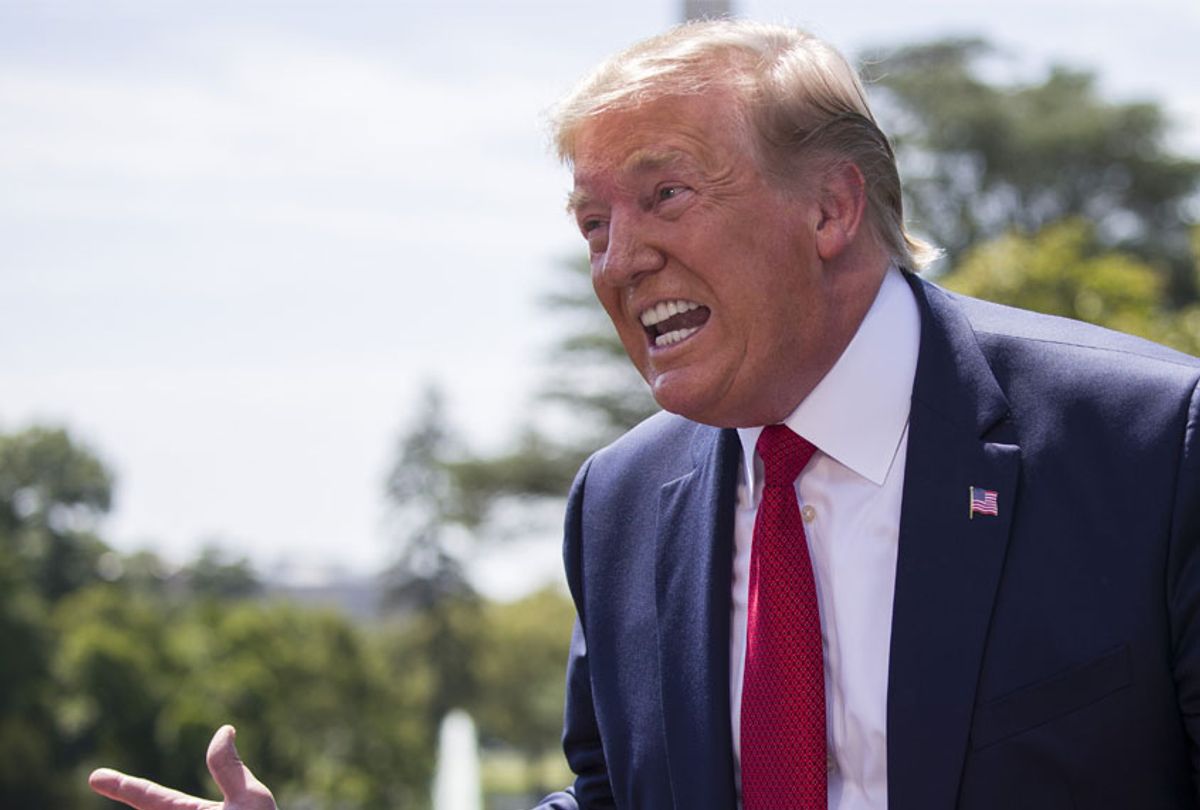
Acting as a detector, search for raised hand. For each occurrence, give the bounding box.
[89,725,277,810]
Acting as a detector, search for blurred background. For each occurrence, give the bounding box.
[2,0,1198,807]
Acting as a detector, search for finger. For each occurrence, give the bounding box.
[88,768,219,810]
[206,725,274,807]
[206,725,246,797]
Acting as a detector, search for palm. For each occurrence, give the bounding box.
[89,726,276,810]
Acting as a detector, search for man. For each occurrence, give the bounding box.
[531,19,1200,809]
[90,19,1200,810]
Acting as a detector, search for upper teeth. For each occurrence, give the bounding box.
[640,299,699,327]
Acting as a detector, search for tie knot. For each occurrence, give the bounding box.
[756,425,817,489]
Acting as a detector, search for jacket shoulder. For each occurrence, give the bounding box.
[585,410,714,489]
[943,285,1200,373]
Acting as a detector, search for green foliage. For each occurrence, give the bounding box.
[0,425,445,809]
[48,584,436,809]
[867,39,1200,303]
[0,426,114,602]
[163,601,431,809]
[178,545,262,600]
[0,426,117,806]
[445,430,594,527]
[378,389,583,799]
[380,594,484,734]
[383,386,474,611]
[381,386,487,741]
[0,561,59,806]
[0,426,113,530]
[944,218,1160,325]
[53,586,178,799]
[943,218,1200,354]
[472,588,575,759]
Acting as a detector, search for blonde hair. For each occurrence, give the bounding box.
[550,20,938,271]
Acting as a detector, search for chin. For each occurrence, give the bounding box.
[649,378,728,428]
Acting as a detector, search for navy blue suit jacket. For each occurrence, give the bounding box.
[536,274,1200,809]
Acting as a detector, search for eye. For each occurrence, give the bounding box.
[651,183,695,212]
[578,217,609,254]
[657,185,686,202]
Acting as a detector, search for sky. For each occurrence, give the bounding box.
[3,0,1198,600]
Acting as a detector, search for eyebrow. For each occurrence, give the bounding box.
[566,188,593,214]
[624,148,689,174]
[566,149,693,214]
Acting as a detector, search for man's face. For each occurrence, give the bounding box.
[569,90,858,428]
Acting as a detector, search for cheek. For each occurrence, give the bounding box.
[593,290,645,358]
[615,324,650,371]
[594,288,625,332]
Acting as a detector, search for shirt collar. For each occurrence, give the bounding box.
[737,265,920,490]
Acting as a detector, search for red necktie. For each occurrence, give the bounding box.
[740,424,826,809]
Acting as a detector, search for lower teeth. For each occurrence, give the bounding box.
[655,326,699,347]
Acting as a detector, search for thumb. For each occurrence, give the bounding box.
[205,725,272,806]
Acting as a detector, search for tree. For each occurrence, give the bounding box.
[537,258,659,441]
[472,587,576,798]
[163,600,431,809]
[0,425,116,806]
[865,39,1200,304]
[54,585,434,809]
[383,386,475,611]
[382,385,483,732]
[0,423,455,809]
[52,584,180,806]
[441,259,657,529]
[0,552,59,806]
[0,426,114,602]
[179,545,262,601]
[942,218,1200,354]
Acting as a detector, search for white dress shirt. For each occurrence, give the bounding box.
[730,267,920,810]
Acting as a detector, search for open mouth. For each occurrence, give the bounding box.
[640,299,711,348]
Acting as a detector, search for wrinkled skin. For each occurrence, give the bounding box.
[569,88,885,428]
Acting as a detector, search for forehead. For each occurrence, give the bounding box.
[569,92,748,203]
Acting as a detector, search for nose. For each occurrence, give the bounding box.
[593,210,666,289]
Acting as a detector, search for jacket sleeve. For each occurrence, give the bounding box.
[532,456,616,809]
[1168,377,1200,796]
[530,787,579,810]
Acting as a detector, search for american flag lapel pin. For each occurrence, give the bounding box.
[969,486,999,519]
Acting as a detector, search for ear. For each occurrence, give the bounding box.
[814,161,867,261]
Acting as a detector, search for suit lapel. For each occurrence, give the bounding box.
[655,424,741,810]
[887,276,1021,809]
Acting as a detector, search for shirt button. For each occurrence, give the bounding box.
[802,505,817,523]
[827,752,837,774]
